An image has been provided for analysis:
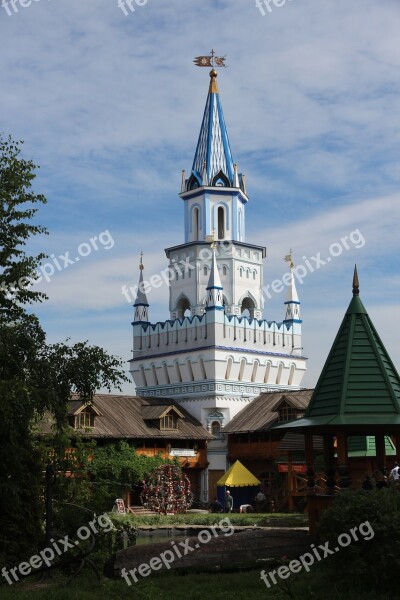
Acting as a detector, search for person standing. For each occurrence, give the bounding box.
[389,462,400,483]
[224,490,233,513]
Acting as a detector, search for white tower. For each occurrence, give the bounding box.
[129,70,307,500]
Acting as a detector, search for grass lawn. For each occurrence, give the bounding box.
[0,570,394,600]
[112,512,308,528]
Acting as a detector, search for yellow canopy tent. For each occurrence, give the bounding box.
[216,460,261,510]
[217,460,261,487]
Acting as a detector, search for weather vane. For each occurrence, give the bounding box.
[284,249,294,269]
[193,49,227,68]
[139,251,144,271]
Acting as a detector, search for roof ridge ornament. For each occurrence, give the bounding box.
[284,249,294,270]
[353,264,359,296]
[193,49,227,69]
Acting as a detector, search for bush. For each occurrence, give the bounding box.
[317,487,400,592]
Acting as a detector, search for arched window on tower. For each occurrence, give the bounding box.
[175,296,191,319]
[222,265,227,276]
[204,266,208,277]
[241,296,256,320]
[193,207,200,241]
[217,206,225,240]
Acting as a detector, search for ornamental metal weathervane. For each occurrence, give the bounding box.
[193,49,227,68]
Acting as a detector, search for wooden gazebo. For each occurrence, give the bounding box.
[274,267,400,534]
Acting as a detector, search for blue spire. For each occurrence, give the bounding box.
[192,70,234,186]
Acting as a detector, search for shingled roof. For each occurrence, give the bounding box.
[38,394,212,440]
[223,389,313,434]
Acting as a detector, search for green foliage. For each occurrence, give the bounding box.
[0,134,48,321]
[39,439,172,535]
[0,134,130,568]
[317,488,400,592]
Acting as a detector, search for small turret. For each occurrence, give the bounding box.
[205,244,224,311]
[134,252,149,322]
[283,250,301,323]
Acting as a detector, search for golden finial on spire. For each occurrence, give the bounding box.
[205,229,217,250]
[284,249,294,269]
[353,264,359,295]
[139,251,144,271]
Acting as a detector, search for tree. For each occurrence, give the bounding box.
[0,134,48,322]
[0,134,129,568]
[141,464,193,514]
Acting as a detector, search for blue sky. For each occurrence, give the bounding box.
[1,0,400,391]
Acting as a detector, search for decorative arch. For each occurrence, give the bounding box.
[238,208,243,241]
[206,409,224,435]
[186,358,195,382]
[225,355,234,380]
[276,362,284,385]
[174,294,191,319]
[174,361,182,383]
[251,359,260,383]
[239,292,258,319]
[211,170,230,187]
[190,204,201,241]
[213,202,230,240]
[162,362,170,384]
[187,173,201,190]
[151,364,159,386]
[288,363,296,386]
[264,361,272,384]
[238,357,247,382]
[140,365,148,386]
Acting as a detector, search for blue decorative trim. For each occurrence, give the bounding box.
[205,306,225,311]
[216,94,234,182]
[283,319,303,324]
[206,285,223,290]
[130,344,307,362]
[284,301,301,305]
[133,302,149,307]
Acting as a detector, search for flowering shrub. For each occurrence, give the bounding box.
[140,464,193,514]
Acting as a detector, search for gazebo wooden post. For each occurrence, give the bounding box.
[287,451,294,511]
[323,433,336,494]
[375,434,386,473]
[394,431,400,460]
[336,431,350,489]
[305,433,315,494]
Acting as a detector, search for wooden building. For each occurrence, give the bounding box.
[223,389,323,509]
[40,394,212,505]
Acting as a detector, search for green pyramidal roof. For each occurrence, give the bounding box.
[274,267,400,429]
